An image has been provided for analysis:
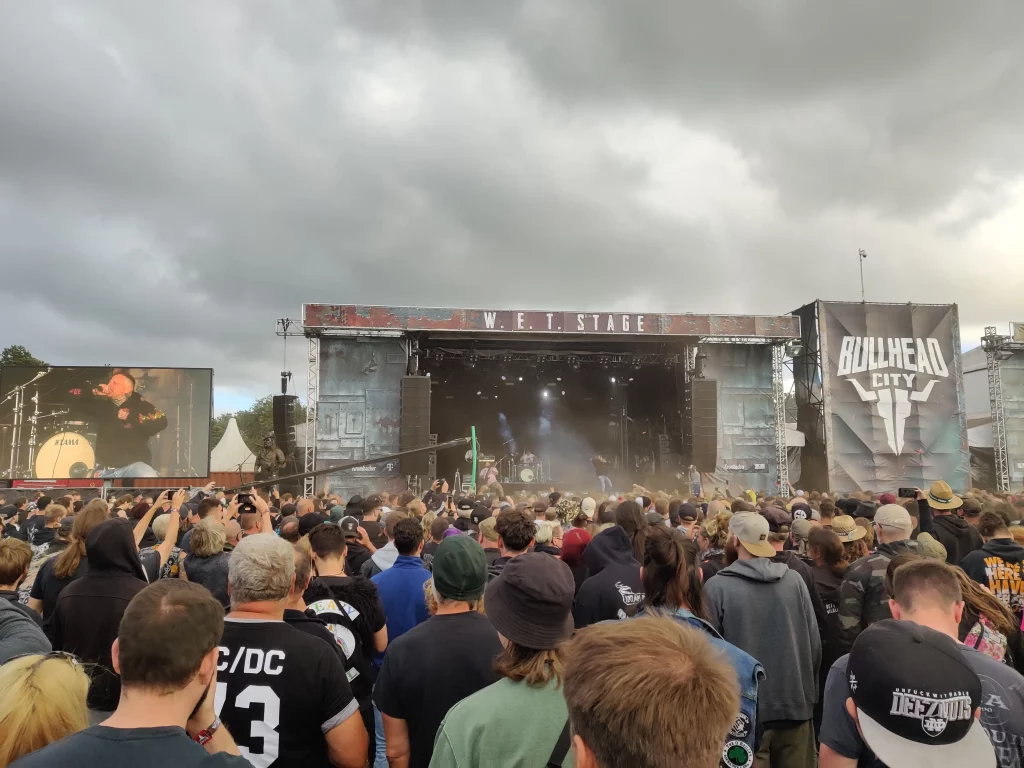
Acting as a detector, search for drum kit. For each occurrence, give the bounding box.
[1,369,97,479]
[509,457,546,484]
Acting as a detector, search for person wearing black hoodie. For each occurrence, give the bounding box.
[961,511,1024,622]
[572,526,645,629]
[52,517,149,717]
[924,480,983,564]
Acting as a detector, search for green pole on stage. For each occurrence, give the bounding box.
[471,425,478,493]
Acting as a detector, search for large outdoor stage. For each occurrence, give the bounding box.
[298,305,799,499]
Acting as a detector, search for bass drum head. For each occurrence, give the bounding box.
[519,467,535,483]
[34,432,96,479]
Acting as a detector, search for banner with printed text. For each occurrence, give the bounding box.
[820,302,969,492]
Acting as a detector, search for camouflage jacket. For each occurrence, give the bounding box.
[837,539,920,654]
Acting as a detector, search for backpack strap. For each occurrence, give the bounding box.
[546,721,571,767]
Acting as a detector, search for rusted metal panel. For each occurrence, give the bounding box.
[316,338,406,479]
[303,305,800,340]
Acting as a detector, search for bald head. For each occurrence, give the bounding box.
[224,520,242,546]
[296,498,315,517]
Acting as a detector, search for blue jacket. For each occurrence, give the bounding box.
[638,607,764,762]
[371,555,431,643]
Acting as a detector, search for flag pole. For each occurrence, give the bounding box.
[858,249,867,302]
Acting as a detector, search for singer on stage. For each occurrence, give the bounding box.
[67,371,167,477]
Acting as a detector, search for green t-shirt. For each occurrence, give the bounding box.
[430,677,574,768]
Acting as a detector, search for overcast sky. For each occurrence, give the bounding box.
[2,1,1023,413]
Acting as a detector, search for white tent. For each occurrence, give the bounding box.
[210,417,255,473]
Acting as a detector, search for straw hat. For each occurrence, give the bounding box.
[832,514,866,542]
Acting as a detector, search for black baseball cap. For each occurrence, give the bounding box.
[677,503,699,523]
[847,620,994,768]
[361,495,384,515]
[470,506,491,526]
[761,506,792,534]
[338,516,361,537]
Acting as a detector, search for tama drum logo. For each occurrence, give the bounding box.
[836,337,950,455]
[889,688,973,738]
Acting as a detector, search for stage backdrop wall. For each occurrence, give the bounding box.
[316,337,408,498]
[819,302,969,492]
[702,345,777,493]
[998,352,1024,485]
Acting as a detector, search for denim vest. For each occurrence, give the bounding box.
[637,607,764,766]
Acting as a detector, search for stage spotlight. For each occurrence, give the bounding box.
[500,375,506,381]
[663,356,675,369]
[426,372,431,377]
[599,355,611,368]
[630,356,642,370]
[542,390,549,398]
[518,376,523,382]
[567,355,580,370]
[628,377,634,382]
[476,391,482,396]
[610,376,617,384]
[561,390,566,395]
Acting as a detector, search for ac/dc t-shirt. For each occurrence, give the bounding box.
[820,646,1024,767]
[216,618,359,768]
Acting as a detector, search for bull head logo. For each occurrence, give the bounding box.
[837,337,949,456]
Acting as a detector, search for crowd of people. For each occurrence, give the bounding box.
[0,478,1023,767]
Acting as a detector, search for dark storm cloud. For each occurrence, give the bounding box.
[0,1,1021,403]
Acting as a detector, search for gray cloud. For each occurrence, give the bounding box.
[1,1,1022,408]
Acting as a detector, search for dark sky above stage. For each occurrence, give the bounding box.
[2,2,1023,412]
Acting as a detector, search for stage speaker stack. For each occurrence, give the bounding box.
[684,379,719,475]
[272,394,300,495]
[400,376,431,475]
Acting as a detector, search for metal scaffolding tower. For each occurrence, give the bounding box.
[304,334,319,498]
[982,326,1024,491]
[772,343,789,492]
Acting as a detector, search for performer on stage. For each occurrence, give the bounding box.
[591,454,612,493]
[66,370,167,477]
[478,459,499,488]
[254,432,287,481]
[520,448,537,465]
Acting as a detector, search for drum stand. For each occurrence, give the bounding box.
[0,368,55,478]
[25,390,68,476]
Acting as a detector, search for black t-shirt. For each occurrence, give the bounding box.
[9,725,250,767]
[359,520,387,548]
[30,556,87,627]
[304,576,386,704]
[374,612,502,768]
[217,618,359,768]
[421,540,440,560]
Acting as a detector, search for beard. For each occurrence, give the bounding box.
[725,540,740,565]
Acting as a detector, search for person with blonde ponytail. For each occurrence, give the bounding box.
[27,500,109,630]
[0,653,89,765]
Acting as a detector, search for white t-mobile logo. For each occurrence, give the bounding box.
[836,336,950,455]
